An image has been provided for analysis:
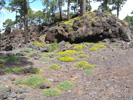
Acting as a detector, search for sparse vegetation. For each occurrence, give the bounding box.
[78,54,88,58]
[58,81,74,90]
[4,67,24,72]
[15,76,51,88]
[83,70,93,74]
[0,64,3,67]
[30,68,42,74]
[48,64,61,70]
[28,51,35,57]
[74,61,89,68]
[56,50,78,57]
[43,88,61,97]
[39,57,49,62]
[33,41,44,47]
[0,56,21,62]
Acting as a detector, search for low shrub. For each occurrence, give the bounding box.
[39,57,49,62]
[89,47,98,51]
[33,41,44,47]
[58,81,74,90]
[58,57,74,62]
[4,67,24,72]
[83,64,95,69]
[78,54,88,58]
[74,61,89,67]
[30,68,42,74]
[15,76,51,88]
[48,64,61,70]
[1,56,21,62]
[56,50,78,57]
[0,64,3,67]
[43,88,61,97]
[83,70,93,74]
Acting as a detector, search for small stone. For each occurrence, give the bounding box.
[89,91,97,96]
[40,47,49,52]
[47,78,54,82]
[109,87,114,90]
[17,94,26,100]
[68,90,71,93]
[40,83,50,89]
[106,83,111,87]
[8,91,17,98]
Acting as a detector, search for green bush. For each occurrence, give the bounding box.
[39,57,49,62]
[30,68,42,74]
[48,64,61,70]
[83,64,95,69]
[83,70,93,74]
[78,54,88,58]
[15,76,51,88]
[58,81,74,90]
[0,64,3,67]
[1,56,21,62]
[43,88,61,97]
[33,41,44,47]
[4,67,24,72]
[14,79,24,85]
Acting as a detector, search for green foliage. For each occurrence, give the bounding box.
[14,79,24,85]
[124,15,133,26]
[18,86,27,92]
[15,76,51,88]
[39,53,53,57]
[89,47,98,51]
[0,56,21,62]
[58,57,74,62]
[74,61,89,67]
[58,81,74,90]
[78,54,88,58]
[0,86,8,89]
[3,19,15,28]
[20,48,33,52]
[39,57,49,62]
[46,40,59,52]
[77,51,85,54]
[0,64,3,68]
[83,70,93,74]
[90,18,95,23]
[89,43,106,51]
[33,41,44,47]
[43,88,61,97]
[30,68,42,74]
[4,67,24,72]
[48,64,61,70]
[83,64,95,69]
[73,45,87,51]
[83,11,95,16]
[28,51,35,57]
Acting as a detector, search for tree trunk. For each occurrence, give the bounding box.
[75,0,78,13]
[82,0,86,15]
[24,0,28,43]
[104,0,108,11]
[117,6,119,17]
[58,0,62,21]
[89,0,91,11]
[67,0,70,20]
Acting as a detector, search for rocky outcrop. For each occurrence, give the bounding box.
[45,11,132,43]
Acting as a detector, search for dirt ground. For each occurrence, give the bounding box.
[0,42,133,100]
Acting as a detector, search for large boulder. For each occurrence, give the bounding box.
[45,11,132,43]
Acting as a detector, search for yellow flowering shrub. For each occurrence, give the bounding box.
[58,57,74,62]
[74,61,89,67]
